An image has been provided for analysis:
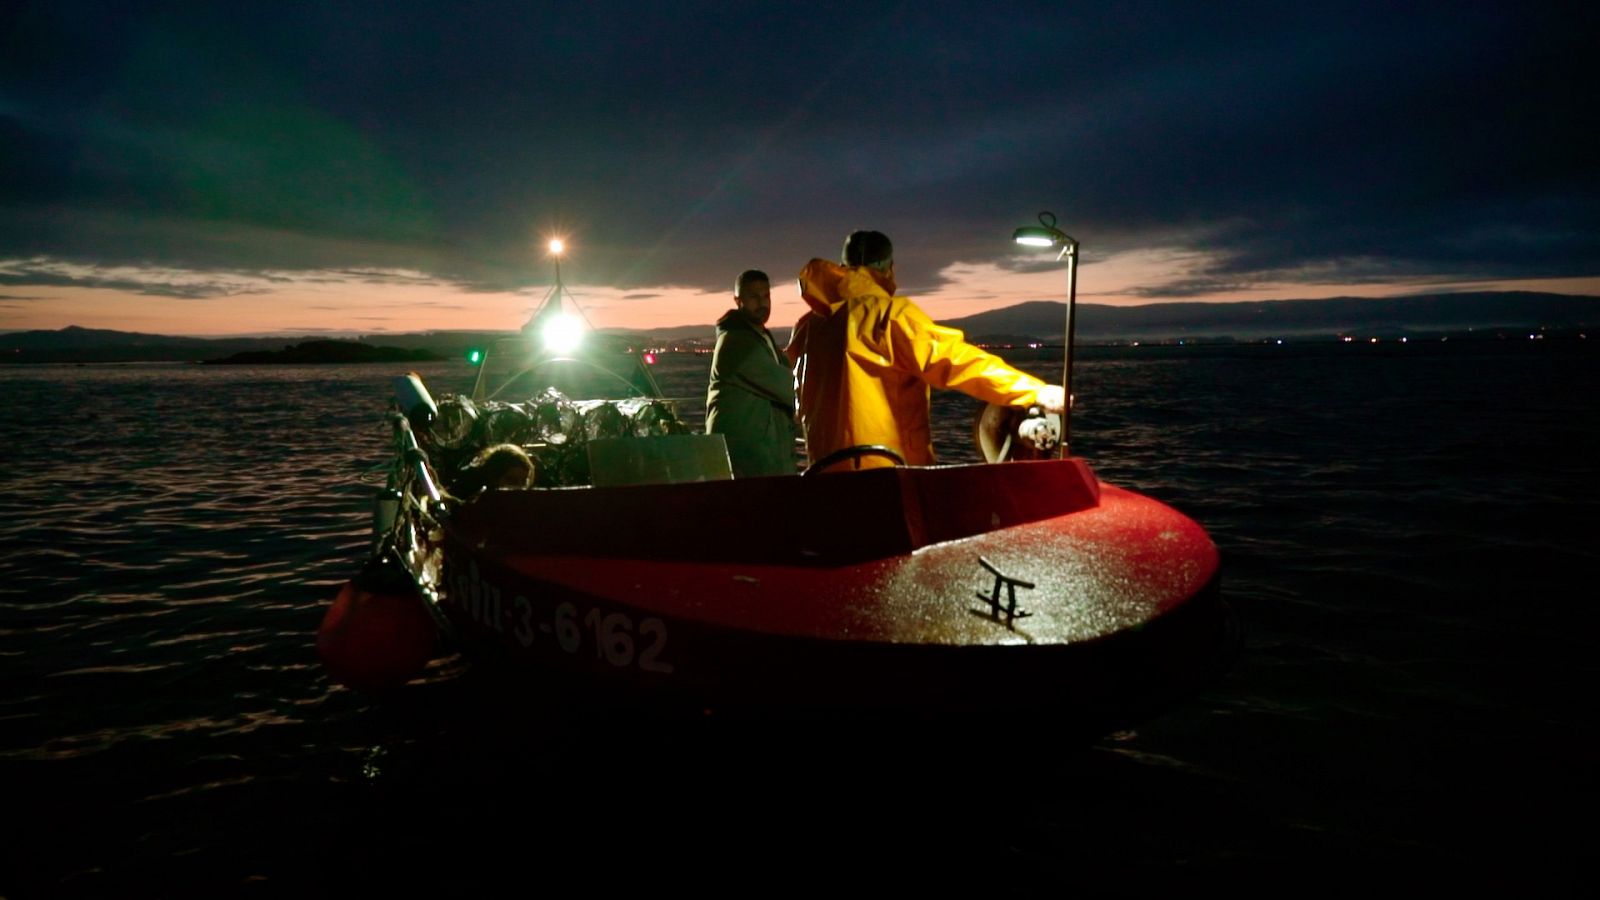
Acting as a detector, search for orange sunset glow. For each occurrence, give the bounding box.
[5,252,1595,337]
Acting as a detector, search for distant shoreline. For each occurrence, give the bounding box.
[2,332,1591,369]
[3,290,1595,363]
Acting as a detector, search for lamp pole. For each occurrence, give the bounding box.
[1013,211,1078,459]
[1058,234,1078,459]
[548,238,565,293]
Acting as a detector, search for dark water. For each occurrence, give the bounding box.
[2,341,1597,895]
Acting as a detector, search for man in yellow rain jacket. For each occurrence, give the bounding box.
[786,230,1066,471]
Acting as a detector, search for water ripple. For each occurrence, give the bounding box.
[1,349,1596,886]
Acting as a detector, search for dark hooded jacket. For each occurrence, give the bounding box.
[706,308,798,477]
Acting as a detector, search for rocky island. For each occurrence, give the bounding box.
[203,340,445,365]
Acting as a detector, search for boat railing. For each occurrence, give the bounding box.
[391,411,442,506]
[365,407,453,626]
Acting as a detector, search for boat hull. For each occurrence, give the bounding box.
[432,459,1235,728]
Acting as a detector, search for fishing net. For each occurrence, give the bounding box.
[425,388,689,488]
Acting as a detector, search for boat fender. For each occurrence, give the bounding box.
[393,373,438,434]
[316,554,439,694]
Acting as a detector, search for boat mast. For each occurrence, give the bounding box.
[470,236,664,402]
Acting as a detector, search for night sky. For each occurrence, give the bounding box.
[2,1,1597,334]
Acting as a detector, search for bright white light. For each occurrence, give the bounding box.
[541,312,584,353]
[1015,235,1056,247]
[548,238,565,255]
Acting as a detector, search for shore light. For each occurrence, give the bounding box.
[1012,211,1078,457]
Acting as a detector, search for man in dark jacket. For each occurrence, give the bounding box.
[706,269,798,477]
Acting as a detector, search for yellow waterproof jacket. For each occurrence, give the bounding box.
[787,259,1048,470]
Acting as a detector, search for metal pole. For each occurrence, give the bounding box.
[1060,238,1078,458]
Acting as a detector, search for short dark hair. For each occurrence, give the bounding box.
[842,230,893,269]
[735,269,769,296]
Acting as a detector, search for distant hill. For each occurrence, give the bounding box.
[0,327,296,363]
[4,291,1595,362]
[0,328,498,364]
[627,290,1599,346]
[941,291,1600,343]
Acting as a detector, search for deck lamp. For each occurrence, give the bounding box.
[541,311,584,354]
[1012,211,1078,457]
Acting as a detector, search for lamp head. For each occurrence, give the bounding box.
[1013,228,1060,247]
[1013,211,1073,248]
[548,238,565,256]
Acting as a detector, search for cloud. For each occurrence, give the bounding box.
[0,257,274,298]
[1,1,1595,316]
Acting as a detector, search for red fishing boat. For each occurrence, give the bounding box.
[319,223,1236,737]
